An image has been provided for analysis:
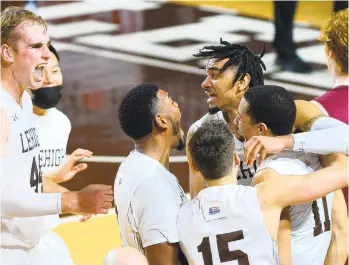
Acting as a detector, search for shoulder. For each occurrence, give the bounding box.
[50,108,71,132]
[258,152,316,176]
[189,112,224,135]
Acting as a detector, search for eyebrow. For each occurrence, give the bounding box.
[206,66,223,72]
[28,40,51,48]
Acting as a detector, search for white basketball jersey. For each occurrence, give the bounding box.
[33,108,71,231]
[257,151,334,265]
[1,88,45,248]
[33,108,71,173]
[114,150,187,251]
[192,112,256,186]
[178,185,279,265]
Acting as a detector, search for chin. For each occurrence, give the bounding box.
[174,137,185,151]
[29,81,44,90]
[208,106,221,115]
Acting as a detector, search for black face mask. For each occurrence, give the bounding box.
[31,85,63,109]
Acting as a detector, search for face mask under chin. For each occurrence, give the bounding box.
[31,85,63,109]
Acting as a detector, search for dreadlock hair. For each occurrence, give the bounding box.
[194,38,266,87]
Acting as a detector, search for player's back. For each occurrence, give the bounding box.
[257,151,334,265]
[178,185,279,265]
[114,150,186,251]
[191,112,256,186]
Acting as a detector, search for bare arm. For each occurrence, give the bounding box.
[321,153,348,265]
[243,100,348,166]
[294,100,326,131]
[278,208,292,265]
[145,242,179,265]
[253,171,291,265]
[187,124,205,199]
[262,162,348,209]
[324,190,348,265]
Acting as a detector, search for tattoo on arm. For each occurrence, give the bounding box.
[302,114,326,131]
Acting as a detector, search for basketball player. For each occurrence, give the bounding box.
[114,84,187,265]
[24,44,86,265]
[189,38,348,198]
[241,11,348,264]
[234,85,347,265]
[1,7,113,264]
[243,9,349,202]
[178,120,347,265]
[187,39,267,198]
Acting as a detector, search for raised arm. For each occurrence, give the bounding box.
[243,100,348,167]
[262,160,348,209]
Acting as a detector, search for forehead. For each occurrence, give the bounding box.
[206,58,230,70]
[157,89,168,98]
[238,97,249,115]
[48,52,59,65]
[15,22,49,43]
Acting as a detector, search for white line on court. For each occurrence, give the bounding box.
[79,155,188,163]
[60,194,191,224]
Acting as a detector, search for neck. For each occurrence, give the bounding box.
[135,134,171,169]
[222,108,238,125]
[205,166,238,187]
[206,174,237,187]
[33,105,48,116]
[1,69,24,104]
[333,74,349,88]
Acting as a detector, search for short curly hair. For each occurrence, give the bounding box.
[319,9,348,74]
[244,85,296,136]
[118,84,159,140]
[189,120,235,180]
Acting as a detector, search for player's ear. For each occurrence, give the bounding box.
[192,159,199,172]
[258,123,268,136]
[1,44,15,63]
[236,73,251,94]
[153,113,168,130]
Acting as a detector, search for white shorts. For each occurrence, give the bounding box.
[1,231,74,265]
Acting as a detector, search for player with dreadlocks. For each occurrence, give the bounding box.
[187,38,267,196]
[186,38,348,265]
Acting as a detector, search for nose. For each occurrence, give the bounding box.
[201,76,212,90]
[44,69,54,85]
[41,45,50,61]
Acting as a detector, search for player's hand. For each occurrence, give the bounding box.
[79,214,93,222]
[243,136,288,167]
[76,184,113,214]
[53,149,93,183]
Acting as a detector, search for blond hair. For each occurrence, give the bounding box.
[1,6,47,47]
[319,9,348,74]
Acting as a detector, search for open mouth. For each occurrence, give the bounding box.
[205,89,217,103]
[33,64,46,81]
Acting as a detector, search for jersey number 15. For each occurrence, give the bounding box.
[197,230,250,265]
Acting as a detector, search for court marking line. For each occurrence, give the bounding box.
[79,155,188,163]
[53,41,327,97]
